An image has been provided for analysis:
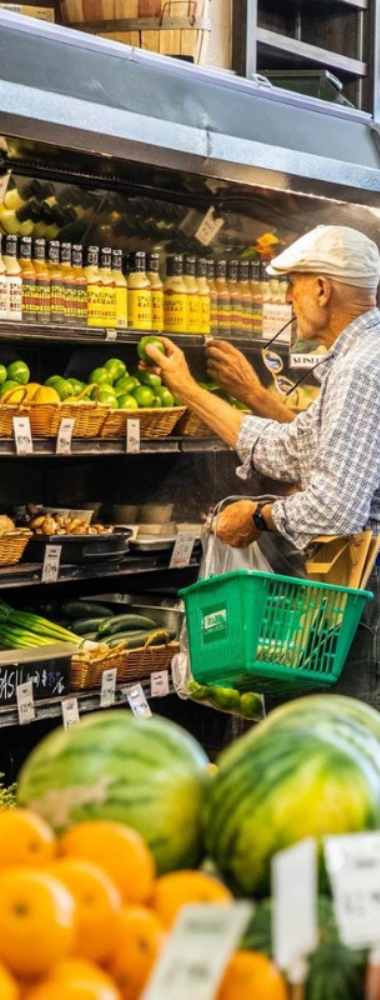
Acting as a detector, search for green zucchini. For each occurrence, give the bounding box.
[61,601,114,620]
[72,617,109,635]
[98,613,158,637]
[107,627,177,649]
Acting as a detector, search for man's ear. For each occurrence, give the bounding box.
[316,276,332,306]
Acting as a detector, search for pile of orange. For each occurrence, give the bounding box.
[0,808,287,1000]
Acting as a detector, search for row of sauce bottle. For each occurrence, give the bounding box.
[0,235,287,336]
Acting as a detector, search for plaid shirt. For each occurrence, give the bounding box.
[236,307,380,549]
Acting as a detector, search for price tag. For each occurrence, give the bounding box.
[150,670,170,698]
[61,697,80,729]
[56,418,75,455]
[272,838,318,972]
[100,667,117,707]
[126,418,140,454]
[194,207,224,247]
[170,531,196,569]
[290,353,322,370]
[142,901,253,1000]
[16,680,36,725]
[123,683,152,718]
[13,416,33,455]
[41,544,62,584]
[325,832,380,948]
[105,328,117,341]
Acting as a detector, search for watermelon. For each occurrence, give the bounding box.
[204,694,380,896]
[17,710,209,874]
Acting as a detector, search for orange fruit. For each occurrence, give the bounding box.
[107,906,166,1000]
[0,868,76,977]
[0,808,56,869]
[59,821,155,904]
[26,982,121,1000]
[48,859,122,963]
[0,960,19,999]
[216,951,288,1000]
[46,959,114,986]
[150,869,233,927]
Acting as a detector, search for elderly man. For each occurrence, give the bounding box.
[146,225,380,707]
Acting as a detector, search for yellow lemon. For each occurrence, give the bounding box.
[23,383,42,402]
[32,387,61,404]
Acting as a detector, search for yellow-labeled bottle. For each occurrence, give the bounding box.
[0,199,39,237]
[112,249,127,329]
[206,258,218,337]
[99,247,116,328]
[47,241,65,325]
[146,252,163,333]
[195,257,210,336]
[32,238,50,325]
[214,260,230,337]
[0,235,9,321]
[3,235,22,321]
[60,242,77,327]
[227,260,241,337]
[72,244,88,327]
[127,252,152,331]
[18,236,37,324]
[183,254,201,334]
[84,245,103,328]
[164,255,187,334]
[249,260,262,336]
[237,260,252,337]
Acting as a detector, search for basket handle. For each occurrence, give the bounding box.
[1,386,28,406]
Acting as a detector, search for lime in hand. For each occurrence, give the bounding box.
[137,336,165,365]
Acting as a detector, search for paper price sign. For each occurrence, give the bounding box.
[170,531,196,569]
[194,207,224,247]
[142,902,253,1000]
[13,417,33,455]
[325,832,380,948]
[272,838,318,972]
[105,328,117,341]
[16,680,36,725]
[126,419,140,454]
[42,544,62,584]
[290,353,322,370]
[150,670,170,698]
[123,683,152,718]
[56,418,75,455]
[61,698,80,729]
[100,667,117,707]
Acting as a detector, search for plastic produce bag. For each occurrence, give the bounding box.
[172,496,274,723]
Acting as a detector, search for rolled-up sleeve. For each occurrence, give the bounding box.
[236,414,302,483]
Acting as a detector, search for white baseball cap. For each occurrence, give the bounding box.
[266,225,380,289]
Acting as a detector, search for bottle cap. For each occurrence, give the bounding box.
[184,254,196,277]
[238,260,249,280]
[33,238,47,260]
[195,257,207,278]
[146,252,160,273]
[85,245,99,267]
[215,260,227,278]
[166,254,184,277]
[128,251,146,271]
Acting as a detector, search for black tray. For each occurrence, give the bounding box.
[23,527,131,565]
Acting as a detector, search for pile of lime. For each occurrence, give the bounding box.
[0,360,30,395]
[187,679,263,720]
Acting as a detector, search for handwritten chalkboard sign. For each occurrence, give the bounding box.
[0,654,71,705]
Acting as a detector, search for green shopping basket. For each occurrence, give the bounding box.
[179,570,373,697]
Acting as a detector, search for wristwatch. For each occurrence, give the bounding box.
[252,502,270,532]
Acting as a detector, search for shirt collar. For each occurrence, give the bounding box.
[312,307,380,384]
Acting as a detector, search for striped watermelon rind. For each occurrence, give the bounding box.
[17,710,210,874]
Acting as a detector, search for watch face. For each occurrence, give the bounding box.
[253,508,268,531]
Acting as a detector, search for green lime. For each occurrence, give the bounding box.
[209,686,241,712]
[239,692,264,720]
[117,393,139,410]
[132,385,156,408]
[66,378,86,397]
[115,376,140,396]
[187,680,211,701]
[0,365,8,385]
[228,396,248,410]
[138,370,162,388]
[89,367,112,386]
[155,386,174,407]
[7,360,30,385]
[45,375,62,388]
[51,378,73,402]
[91,383,116,400]
[97,389,119,408]
[104,358,127,383]
[137,336,165,365]
[0,380,20,396]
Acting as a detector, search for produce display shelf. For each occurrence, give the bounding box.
[0,678,173,728]
[0,437,231,456]
[0,557,200,589]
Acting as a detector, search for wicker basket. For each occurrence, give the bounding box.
[0,529,32,566]
[70,640,179,690]
[178,409,250,437]
[101,406,186,439]
[0,403,31,438]
[28,403,61,437]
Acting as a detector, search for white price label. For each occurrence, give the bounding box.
[126,418,141,454]
[170,531,196,569]
[61,697,80,729]
[42,544,62,584]
[272,838,318,972]
[194,207,224,247]
[56,418,75,455]
[123,683,152,718]
[150,670,170,698]
[13,416,33,455]
[142,902,253,1000]
[16,680,36,725]
[105,328,117,341]
[100,667,117,707]
[325,832,380,948]
[290,353,322,370]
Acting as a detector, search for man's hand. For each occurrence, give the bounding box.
[144,337,197,403]
[205,340,265,410]
[214,500,259,548]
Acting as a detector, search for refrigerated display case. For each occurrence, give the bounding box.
[0,10,379,757]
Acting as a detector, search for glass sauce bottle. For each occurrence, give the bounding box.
[3,235,22,322]
[146,252,163,333]
[72,244,88,327]
[47,240,65,325]
[183,254,200,334]
[112,249,127,330]
[127,252,152,331]
[60,242,77,327]
[85,246,103,328]
[18,236,36,324]
[214,260,230,337]
[0,235,9,322]
[206,259,218,337]
[99,247,116,328]
[164,255,187,334]
[195,257,210,336]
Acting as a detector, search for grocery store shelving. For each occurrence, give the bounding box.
[0,436,231,456]
[0,557,200,590]
[0,678,173,729]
